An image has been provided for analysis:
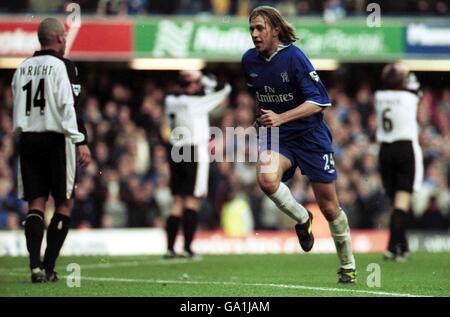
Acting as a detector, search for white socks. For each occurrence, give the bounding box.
[268,182,309,224]
[268,183,356,269]
[329,209,356,269]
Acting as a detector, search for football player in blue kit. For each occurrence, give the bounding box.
[241,6,356,283]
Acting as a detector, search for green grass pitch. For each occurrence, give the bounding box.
[0,252,448,297]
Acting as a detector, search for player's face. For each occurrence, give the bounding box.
[184,78,202,95]
[180,71,203,95]
[250,15,279,57]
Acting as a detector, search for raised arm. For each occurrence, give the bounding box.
[189,84,232,114]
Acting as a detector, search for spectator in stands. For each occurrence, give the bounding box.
[419,196,449,229]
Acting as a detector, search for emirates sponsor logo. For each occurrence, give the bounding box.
[256,91,294,103]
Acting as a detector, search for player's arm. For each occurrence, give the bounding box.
[260,50,330,127]
[64,61,91,167]
[10,70,21,136]
[191,84,232,113]
[56,63,90,167]
[66,61,89,146]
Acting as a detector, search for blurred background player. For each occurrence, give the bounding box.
[11,18,91,282]
[375,63,423,262]
[242,6,356,283]
[164,70,231,258]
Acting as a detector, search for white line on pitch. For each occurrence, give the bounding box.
[0,257,202,273]
[1,271,428,297]
[76,275,426,297]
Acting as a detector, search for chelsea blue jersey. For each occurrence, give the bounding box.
[241,44,331,139]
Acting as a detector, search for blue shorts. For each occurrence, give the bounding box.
[259,123,337,183]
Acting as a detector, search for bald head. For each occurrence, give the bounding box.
[38,18,65,46]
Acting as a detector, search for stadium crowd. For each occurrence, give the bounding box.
[1,0,449,17]
[0,65,449,232]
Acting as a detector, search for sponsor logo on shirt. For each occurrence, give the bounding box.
[256,92,294,103]
[256,85,294,103]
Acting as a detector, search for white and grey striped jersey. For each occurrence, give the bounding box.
[165,84,231,146]
[11,49,87,145]
[375,90,420,144]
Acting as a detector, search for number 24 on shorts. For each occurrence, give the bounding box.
[323,153,335,171]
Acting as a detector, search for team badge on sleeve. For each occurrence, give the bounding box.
[309,71,320,82]
[72,84,81,96]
